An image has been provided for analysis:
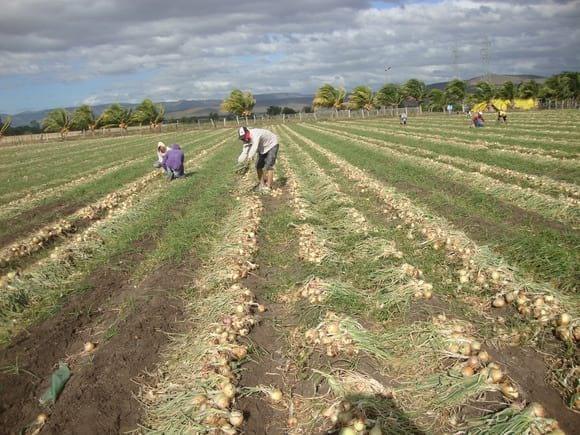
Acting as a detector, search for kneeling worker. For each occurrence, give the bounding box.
[237,126,279,193]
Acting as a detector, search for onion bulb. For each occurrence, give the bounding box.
[369,425,383,435]
[214,393,230,409]
[229,410,244,427]
[462,366,474,377]
[339,428,356,435]
[492,296,506,308]
[490,368,503,383]
[478,351,490,364]
[287,416,298,428]
[353,419,366,431]
[470,341,482,352]
[36,413,48,425]
[269,388,283,402]
[460,343,472,356]
[557,313,571,327]
[529,402,546,418]
[500,383,519,400]
[84,342,95,352]
[257,304,266,313]
[423,289,433,299]
[467,356,480,368]
[327,323,340,335]
[222,383,236,399]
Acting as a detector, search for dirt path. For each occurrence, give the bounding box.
[236,190,323,434]
[0,235,193,434]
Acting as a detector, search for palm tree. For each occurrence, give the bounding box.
[312,84,346,112]
[0,116,12,139]
[517,80,540,99]
[72,105,100,132]
[132,99,165,129]
[100,103,132,132]
[220,89,256,116]
[427,89,447,112]
[348,86,375,111]
[42,109,72,140]
[402,79,428,112]
[473,82,497,107]
[542,72,579,108]
[444,79,467,106]
[374,83,403,107]
[497,81,517,102]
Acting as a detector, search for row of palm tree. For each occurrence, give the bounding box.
[312,72,579,113]
[42,99,165,139]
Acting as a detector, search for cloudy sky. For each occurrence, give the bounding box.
[1,0,579,113]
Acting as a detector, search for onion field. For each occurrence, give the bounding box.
[0,111,578,434]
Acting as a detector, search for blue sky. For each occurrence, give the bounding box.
[1,0,578,114]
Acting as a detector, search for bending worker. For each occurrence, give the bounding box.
[237,126,279,193]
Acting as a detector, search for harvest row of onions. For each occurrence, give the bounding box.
[283,158,331,264]
[324,122,580,201]
[144,175,265,434]
[321,401,384,435]
[304,312,359,358]
[0,169,161,272]
[435,315,522,401]
[307,124,578,224]
[0,220,75,271]
[291,130,578,345]
[362,121,570,163]
[185,284,263,433]
[296,224,329,264]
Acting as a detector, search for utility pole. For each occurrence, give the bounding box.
[480,37,491,83]
[452,43,460,80]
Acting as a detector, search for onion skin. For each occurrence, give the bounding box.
[462,366,475,377]
[529,402,546,418]
[557,313,571,327]
[492,296,506,308]
[269,389,283,402]
[478,351,490,364]
[229,411,244,427]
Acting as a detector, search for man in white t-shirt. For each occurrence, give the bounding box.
[237,126,279,192]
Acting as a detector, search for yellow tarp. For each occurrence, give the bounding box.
[472,98,538,112]
[513,98,537,110]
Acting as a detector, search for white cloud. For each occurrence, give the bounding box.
[0,0,578,112]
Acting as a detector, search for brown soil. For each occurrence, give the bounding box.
[236,192,300,435]
[0,235,195,435]
[488,345,580,434]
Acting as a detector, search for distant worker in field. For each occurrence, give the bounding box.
[400,112,408,126]
[497,110,508,123]
[154,141,168,169]
[237,126,279,193]
[162,143,185,180]
[472,111,485,128]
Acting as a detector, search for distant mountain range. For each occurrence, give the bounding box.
[428,73,545,90]
[2,74,545,127]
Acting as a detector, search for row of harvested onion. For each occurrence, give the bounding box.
[286,127,578,346]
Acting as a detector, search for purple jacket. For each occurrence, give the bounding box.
[163,144,184,172]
